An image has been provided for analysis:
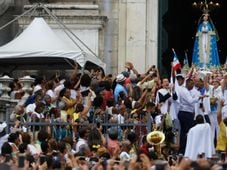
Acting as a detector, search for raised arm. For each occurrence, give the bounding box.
[217,100,224,124]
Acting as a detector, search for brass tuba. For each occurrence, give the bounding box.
[146,130,165,145]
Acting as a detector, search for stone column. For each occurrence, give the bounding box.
[118,0,159,73]
[0,75,13,99]
[146,0,159,70]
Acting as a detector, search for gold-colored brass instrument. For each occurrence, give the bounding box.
[146,130,165,145]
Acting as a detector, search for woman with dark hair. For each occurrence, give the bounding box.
[87,127,105,154]
[100,81,113,111]
[1,142,12,157]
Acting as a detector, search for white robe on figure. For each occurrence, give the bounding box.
[184,123,215,160]
[207,85,222,142]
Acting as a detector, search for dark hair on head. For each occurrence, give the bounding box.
[195,114,204,124]
[176,69,181,74]
[1,142,12,156]
[186,78,193,84]
[93,95,103,108]
[37,130,49,143]
[62,137,74,148]
[78,127,87,138]
[63,80,71,89]
[132,86,142,101]
[103,81,112,91]
[8,133,19,143]
[45,80,54,90]
[18,143,28,153]
[87,128,102,151]
[58,142,66,154]
[75,103,84,113]
[127,132,137,144]
[106,98,114,107]
[161,77,169,83]
[139,111,146,119]
[35,102,45,112]
[48,139,58,151]
[108,128,118,140]
[9,82,15,91]
[80,74,91,87]
[59,88,66,98]
[148,151,158,160]
[65,166,72,170]
[35,95,42,102]
[142,135,147,144]
[34,77,44,86]
[146,102,155,108]
[119,91,126,100]
[41,141,49,153]
[124,98,132,109]
[21,132,31,144]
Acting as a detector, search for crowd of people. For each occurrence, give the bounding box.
[0,61,227,170]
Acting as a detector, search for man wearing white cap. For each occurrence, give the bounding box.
[114,74,128,103]
[177,78,205,154]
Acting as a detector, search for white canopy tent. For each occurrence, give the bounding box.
[0,17,106,72]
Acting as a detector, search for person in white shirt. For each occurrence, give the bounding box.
[204,76,222,144]
[184,114,215,160]
[117,104,126,124]
[177,78,204,154]
[75,127,89,154]
[220,74,227,118]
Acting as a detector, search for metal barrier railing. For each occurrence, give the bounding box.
[5,104,152,142]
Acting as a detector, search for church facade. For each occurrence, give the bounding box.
[0,0,159,75]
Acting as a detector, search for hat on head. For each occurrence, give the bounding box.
[116,74,126,83]
[33,85,42,93]
[59,79,66,84]
[176,74,185,79]
[0,122,7,133]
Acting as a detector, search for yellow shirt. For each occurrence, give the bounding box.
[73,112,80,122]
[60,110,68,122]
[216,121,227,151]
[63,96,74,119]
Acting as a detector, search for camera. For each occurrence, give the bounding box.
[221,152,226,162]
[18,154,25,168]
[40,155,46,165]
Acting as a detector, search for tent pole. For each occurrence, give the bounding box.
[0,4,39,31]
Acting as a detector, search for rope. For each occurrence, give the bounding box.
[41,4,83,52]
[64,58,76,68]
[0,4,39,31]
[41,4,99,58]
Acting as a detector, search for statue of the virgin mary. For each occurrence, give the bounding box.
[192,12,220,69]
